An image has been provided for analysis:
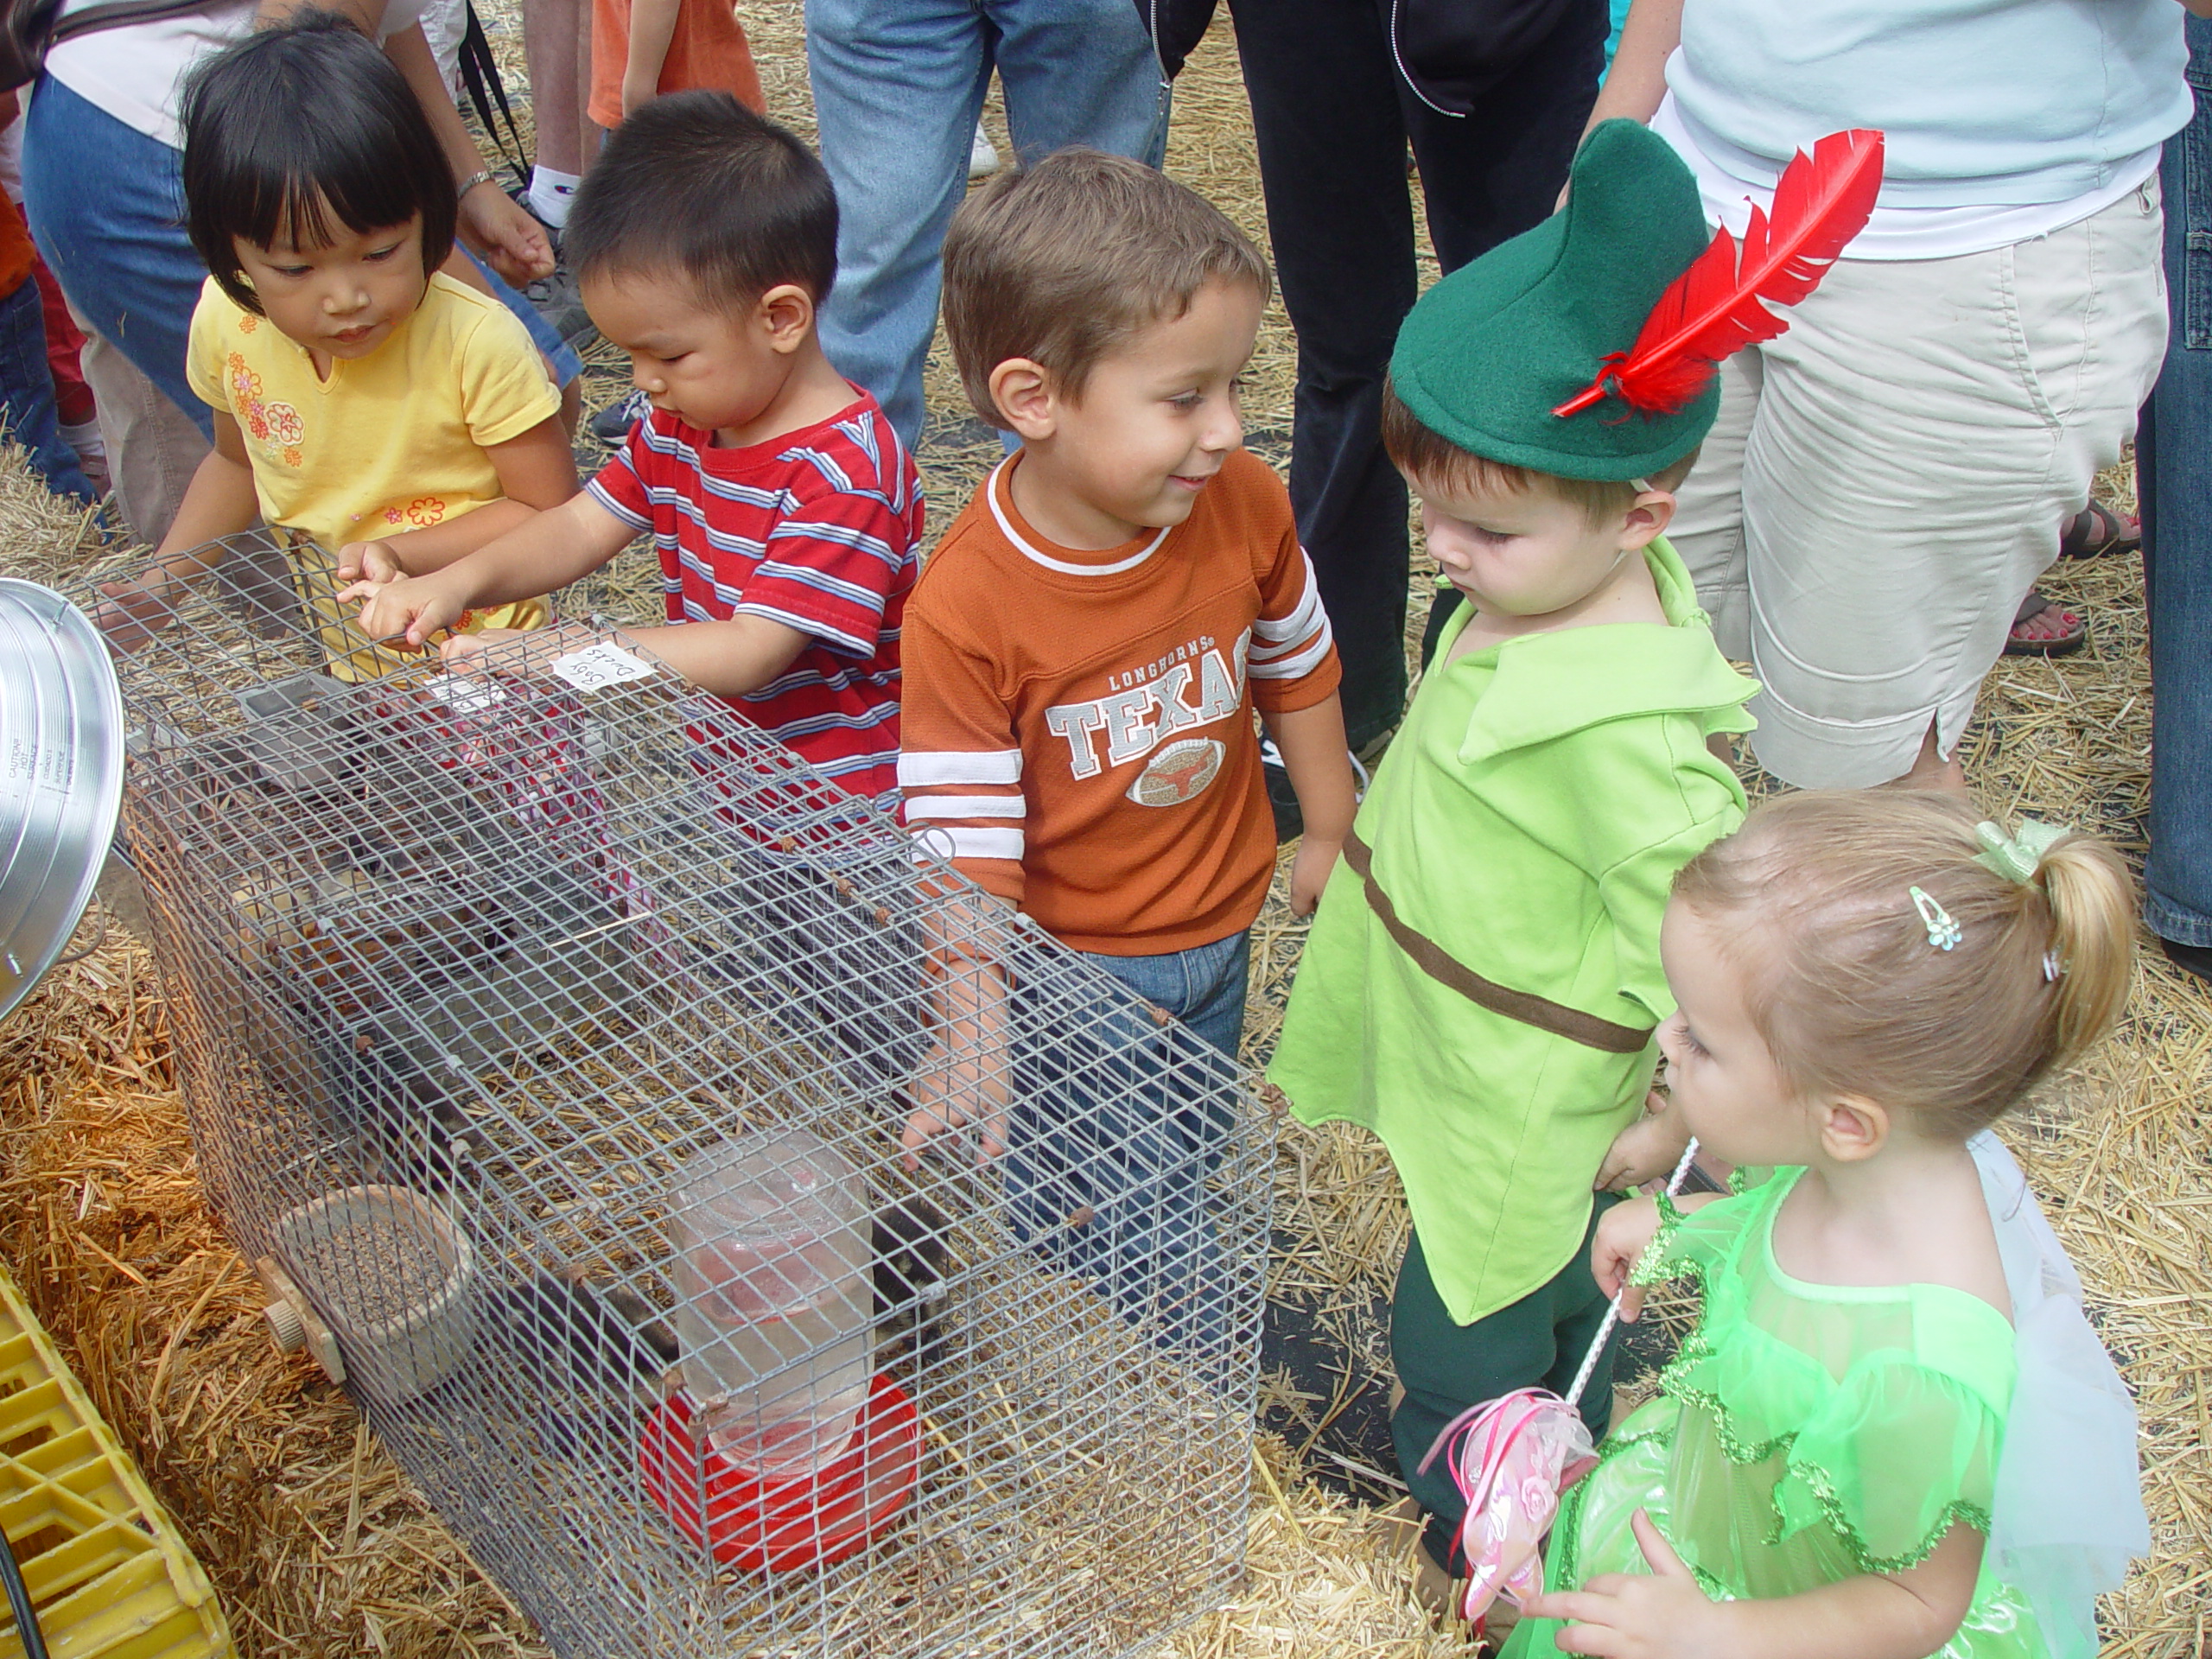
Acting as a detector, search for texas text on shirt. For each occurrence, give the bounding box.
[587,394,920,813]
[899,446,1340,954]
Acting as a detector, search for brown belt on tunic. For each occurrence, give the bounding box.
[1340,830,1652,1056]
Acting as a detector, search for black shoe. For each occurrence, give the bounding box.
[524,265,597,352]
[1263,745,1304,842]
[590,390,648,446]
[2161,934,2212,983]
[1262,736,1381,845]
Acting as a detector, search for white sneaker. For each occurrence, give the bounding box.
[968,125,1001,179]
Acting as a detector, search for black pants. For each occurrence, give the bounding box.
[1228,0,1605,751]
[1389,1206,1617,1573]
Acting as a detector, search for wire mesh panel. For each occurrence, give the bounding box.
[79,536,1267,1659]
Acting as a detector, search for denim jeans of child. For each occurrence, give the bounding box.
[1002,928,1249,1368]
[2139,15,2212,951]
[804,0,1167,450]
[0,277,95,503]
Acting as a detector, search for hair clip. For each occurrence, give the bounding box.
[2043,950,2063,983]
[1973,818,2067,886]
[1910,887,1961,951]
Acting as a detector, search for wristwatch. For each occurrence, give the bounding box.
[457,168,497,200]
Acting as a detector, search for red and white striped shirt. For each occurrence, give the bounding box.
[588,392,919,811]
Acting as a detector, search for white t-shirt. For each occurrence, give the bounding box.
[1652,95,2160,262]
[1651,0,2187,261]
[43,0,430,151]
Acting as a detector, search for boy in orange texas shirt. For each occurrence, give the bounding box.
[897,149,1356,1354]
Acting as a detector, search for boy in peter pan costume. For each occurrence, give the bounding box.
[1270,119,1771,1594]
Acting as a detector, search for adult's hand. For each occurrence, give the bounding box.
[1560,0,1686,209]
[460,181,556,286]
[378,22,556,284]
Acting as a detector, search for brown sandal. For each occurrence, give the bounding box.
[2057,503,2139,561]
[2004,590,2087,657]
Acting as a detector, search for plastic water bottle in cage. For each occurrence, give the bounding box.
[671,1128,874,1476]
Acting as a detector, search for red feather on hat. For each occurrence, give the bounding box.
[1552,128,1885,420]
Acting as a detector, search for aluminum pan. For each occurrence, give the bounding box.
[0,580,124,1021]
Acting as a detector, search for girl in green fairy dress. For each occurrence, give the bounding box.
[1515,791,2147,1659]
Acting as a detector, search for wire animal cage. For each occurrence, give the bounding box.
[79,534,1268,1659]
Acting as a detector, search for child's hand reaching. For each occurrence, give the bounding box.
[334,540,406,588]
[437,621,599,676]
[1591,1194,1664,1319]
[900,1038,1011,1172]
[346,572,466,651]
[1526,1511,1729,1659]
[92,568,189,654]
[439,627,525,666]
[1287,832,1342,918]
[1594,1090,1692,1191]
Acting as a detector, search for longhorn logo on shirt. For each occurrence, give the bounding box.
[1128,736,1225,807]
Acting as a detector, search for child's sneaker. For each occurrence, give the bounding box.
[589,388,652,446]
[968,124,1000,178]
[524,264,598,352]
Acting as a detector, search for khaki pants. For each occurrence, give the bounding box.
[1669,183,2168,787]
[75,322,204,549]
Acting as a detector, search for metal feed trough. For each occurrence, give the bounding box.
[81,534,1267,1659]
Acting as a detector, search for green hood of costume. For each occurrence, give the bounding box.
[1390,119,1717,481]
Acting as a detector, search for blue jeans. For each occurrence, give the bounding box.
[22,75,212,439]
[0,277,95,503]
[461,249,585,389]
[804,0,1168,448]
[22,77,580,457]
[1003,927,1248,1363]
[2140,15,2212,947]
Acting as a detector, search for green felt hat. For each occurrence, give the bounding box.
[1389,119,1716,481]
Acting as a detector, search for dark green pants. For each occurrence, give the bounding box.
[1390,1201,1616,1572]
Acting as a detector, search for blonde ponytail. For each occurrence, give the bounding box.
[1673,791,2136,1140]
[2036,834,2134,1068]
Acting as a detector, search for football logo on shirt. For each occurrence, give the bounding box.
[1128,736,1224,807]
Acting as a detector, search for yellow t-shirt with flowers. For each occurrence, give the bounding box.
[186,272,556,677]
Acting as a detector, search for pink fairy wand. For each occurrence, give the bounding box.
[1415,1139,1701,1623]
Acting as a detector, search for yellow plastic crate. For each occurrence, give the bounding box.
[0,1265,233,1659]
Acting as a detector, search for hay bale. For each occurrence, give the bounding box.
[0,931,550,1658]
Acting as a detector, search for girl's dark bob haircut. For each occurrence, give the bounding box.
[181,9,458,315]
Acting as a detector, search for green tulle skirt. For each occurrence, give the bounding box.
[1505,1170,2050,1659]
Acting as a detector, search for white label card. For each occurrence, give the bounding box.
[550,642,656,691]
[427,673,506,715]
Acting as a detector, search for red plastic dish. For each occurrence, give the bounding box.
[640,1373,921,1573]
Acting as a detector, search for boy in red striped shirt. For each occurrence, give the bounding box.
[353,94,918,814]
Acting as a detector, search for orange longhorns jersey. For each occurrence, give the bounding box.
[899,448,1341,956]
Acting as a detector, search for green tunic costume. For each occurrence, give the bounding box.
[1508,1171,2046,1659]
[1268,537,1754,1325]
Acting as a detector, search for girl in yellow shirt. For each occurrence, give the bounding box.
[95,10,575,680]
